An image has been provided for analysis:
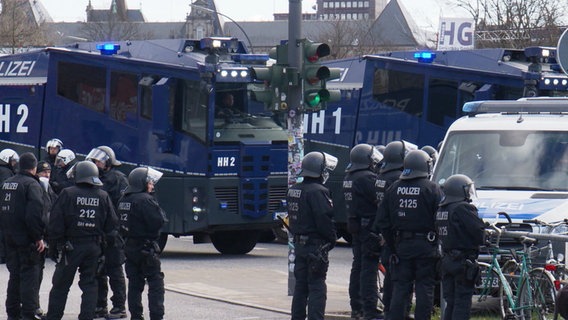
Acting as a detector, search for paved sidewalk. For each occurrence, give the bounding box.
[165,266,352,319]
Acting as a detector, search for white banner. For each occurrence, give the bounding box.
[437,18,475,50]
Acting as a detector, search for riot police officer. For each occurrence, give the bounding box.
[44,138,63,169]
[51,149,77,194]
[420,145,439,167]
[0,148,19,182]
[46,161,118,320]
[0,152,45,320]
[86,145,128,319]
[288,151,338,320]
[0,148,19,265]
[371,140,408,319]
[118,167,167,320]
[344,143,383,320]
[436,174,485,320]
[376,150,442,320]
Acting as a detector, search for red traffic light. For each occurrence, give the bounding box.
[304,42,331,63]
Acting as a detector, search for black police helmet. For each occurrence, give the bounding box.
[346,143,383,172]
[125,167,148,194]
[381,141,406,173]
[125,167,164,194]
[74,161,103,186]
[440,174,476,206]
[299,151,338,183]
[400,150,432,180]
[421,145,439,166]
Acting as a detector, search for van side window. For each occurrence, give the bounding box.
[110,72,138,122]
[372,69,424,117]
[174,79,208,142]
[57,61,106,112]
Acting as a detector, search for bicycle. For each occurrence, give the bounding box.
[523,219,568,292]
[477,212,557,319]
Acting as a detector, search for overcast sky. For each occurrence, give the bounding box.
[40,0,468,32]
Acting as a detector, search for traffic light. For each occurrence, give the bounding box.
[250,44,289,111]
[301,40,341,110]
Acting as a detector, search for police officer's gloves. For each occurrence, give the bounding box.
[347,217,361,234]
[365,232,383,257]
[47,241,59,262]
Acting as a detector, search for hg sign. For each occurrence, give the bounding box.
[437,18,475,50]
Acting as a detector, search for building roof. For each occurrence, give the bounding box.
[223,0,432,52]
[0,0,53,26]
[369,0,432,48]
[87,9,146,23]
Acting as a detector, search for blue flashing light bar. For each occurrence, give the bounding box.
[96,43,120,55]
[463,99,568,114]
[414,51,436,63]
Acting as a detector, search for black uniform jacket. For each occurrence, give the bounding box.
[287,178,336,244]
[0,172,45,246]
[48,184,118,241]
[118,192,165,240]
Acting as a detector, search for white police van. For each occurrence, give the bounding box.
[432,98,568,258]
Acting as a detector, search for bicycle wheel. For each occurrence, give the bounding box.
[513,277,534,320]
[528,268,557,320]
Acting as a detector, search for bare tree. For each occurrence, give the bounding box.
[0,0,47,53]
[450,0,567,48]
[307,19,386,59]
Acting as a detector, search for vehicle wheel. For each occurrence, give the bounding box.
[158,233,168,252]
[529,268,557,320]
[211,230,260,254]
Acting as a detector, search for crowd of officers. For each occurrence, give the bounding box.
[287,141,486,320]
[0,139,167,320]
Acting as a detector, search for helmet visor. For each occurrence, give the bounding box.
[66,163,76,179]
[47,139,62,149]
[465,182,477,201]
[322,152,338,172]
[86,148,109,163]
[370,147,384,165]
[146,167,163,184]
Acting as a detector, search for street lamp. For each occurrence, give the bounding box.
[189,4,254,54]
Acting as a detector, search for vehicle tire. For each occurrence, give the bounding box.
[211,230,260,254]
[158,233,168,252]
[529,268,557,320]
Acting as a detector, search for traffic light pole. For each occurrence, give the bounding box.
[287,0,303,297]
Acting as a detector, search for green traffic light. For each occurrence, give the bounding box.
[306,92,321,107]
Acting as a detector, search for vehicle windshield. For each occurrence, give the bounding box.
[432,131,568,191]
[212,84,286,143]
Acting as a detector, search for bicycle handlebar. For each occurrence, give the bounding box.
[522,218,568,227]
